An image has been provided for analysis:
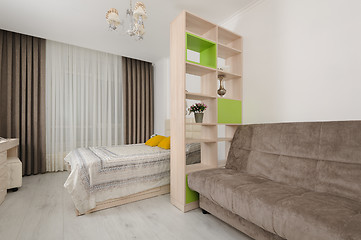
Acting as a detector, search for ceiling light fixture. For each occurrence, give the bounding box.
[106,0,147,40]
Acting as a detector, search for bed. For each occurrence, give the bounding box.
[64,119,201,215]
[64,142,200,215]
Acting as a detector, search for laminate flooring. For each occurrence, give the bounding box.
[0,172,252,240]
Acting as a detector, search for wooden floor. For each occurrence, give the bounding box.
[0,172,252,240]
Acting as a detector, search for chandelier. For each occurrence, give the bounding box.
[106,0,147,40]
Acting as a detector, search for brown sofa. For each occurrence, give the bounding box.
[188,121,361,240]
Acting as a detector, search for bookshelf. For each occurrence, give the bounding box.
[170,11,242,212]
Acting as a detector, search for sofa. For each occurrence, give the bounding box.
[188,121,361,240]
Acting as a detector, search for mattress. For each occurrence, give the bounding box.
[64,143,200,214]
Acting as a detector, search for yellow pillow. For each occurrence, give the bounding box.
[145,135,165,147]
[158,137,170,149]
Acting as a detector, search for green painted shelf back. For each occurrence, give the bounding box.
[185,174,199,204]
[218,98,242,124]
[186,32,217,69]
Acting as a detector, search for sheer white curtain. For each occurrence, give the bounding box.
[46,41,123,172]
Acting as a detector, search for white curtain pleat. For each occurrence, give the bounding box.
[45,41,123,172]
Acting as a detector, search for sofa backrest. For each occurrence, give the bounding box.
[226,121,361,202]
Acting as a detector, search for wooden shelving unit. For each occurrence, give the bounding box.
[170,11,243,212]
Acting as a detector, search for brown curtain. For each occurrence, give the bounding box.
[0,29,46,175]
[122,57,154,144]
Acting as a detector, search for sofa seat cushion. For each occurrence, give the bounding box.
[273,192,361,240]
[189,168,361,240]
[188,168,268,210]
[188,168,239,202]
[232,181,309,234]
[232,181,361,240]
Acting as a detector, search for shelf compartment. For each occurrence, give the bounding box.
[186,12,217,41]
[186,62,216,76]
[186,30,215,44]
[217,53,243,77]
[186,32,217,69]
[218,43,242,59]
[186,92,216,100]
[218,26,242,51]
[216,76,243,100]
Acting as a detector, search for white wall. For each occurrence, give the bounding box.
[222,0,361,124]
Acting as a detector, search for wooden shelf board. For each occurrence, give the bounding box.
[217,70,242,80]
[217,123,242,126]
[186,92,217,100]
[186,62,216,76]
[185,137,232,143]
[186,123,217,126]
[186,163,217,174]
[185,138,216,144]
[217,138,233,142]
[216,96,242,101]
[218,43,242,59]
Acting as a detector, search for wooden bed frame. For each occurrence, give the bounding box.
[76,184,170,216]
[65,162,170,216]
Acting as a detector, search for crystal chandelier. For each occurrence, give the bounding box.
[106,0,147,40]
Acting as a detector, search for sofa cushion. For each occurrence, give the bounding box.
[226,125,253,171]
[232,181,308,234]
[232,182,361,240]
[199,195,285,240]
[189,168,361,240]
[187,168,239,201]
[273,192,361,240]
[314,160,361,202]
[319,121,361,164]
[247,152,319,191]
[188,168,268,210]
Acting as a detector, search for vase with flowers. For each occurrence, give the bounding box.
[188,102,208,123]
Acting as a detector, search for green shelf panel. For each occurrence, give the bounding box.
[185,174,199,204]
[218,98,242,124]
[186,32,217,69]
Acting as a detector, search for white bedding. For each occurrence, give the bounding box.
[64,143,200,214]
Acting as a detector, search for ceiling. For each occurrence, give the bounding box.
[0,0,254,62]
